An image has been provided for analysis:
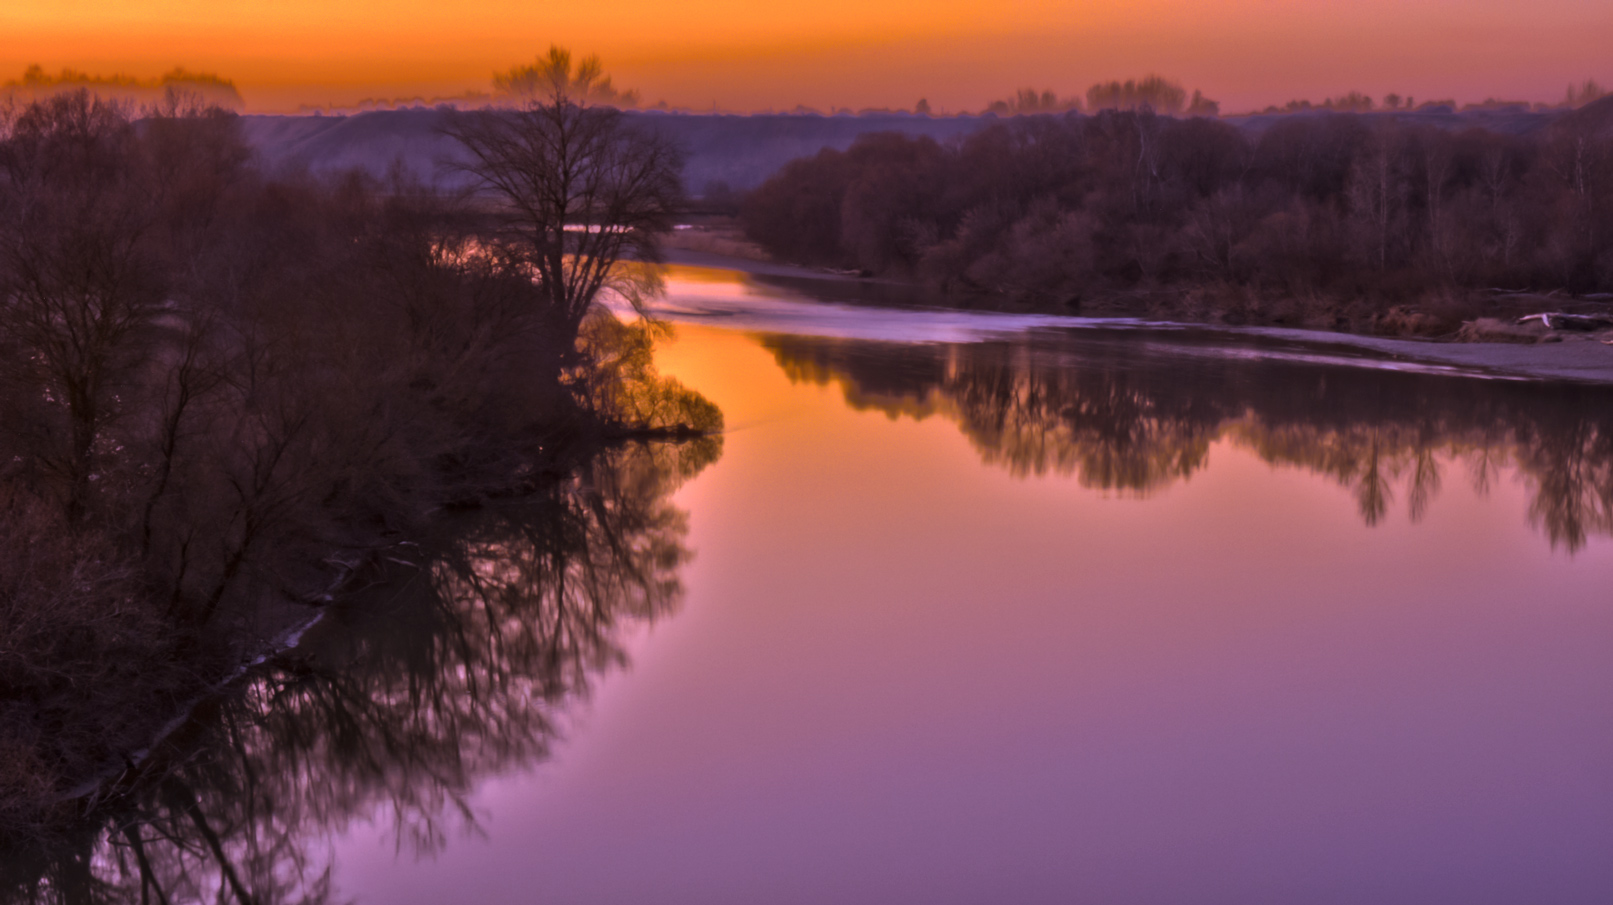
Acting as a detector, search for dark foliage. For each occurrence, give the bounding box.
[0,89,718,842]
[742,105,1613,327]
[443,50,685,342]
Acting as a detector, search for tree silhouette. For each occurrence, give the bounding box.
[446,49,683,346]
[492,46,639,109]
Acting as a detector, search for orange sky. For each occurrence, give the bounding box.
[2,0,1609,112]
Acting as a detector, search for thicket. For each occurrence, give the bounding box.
[0,88,715,836]
[742,101,1613,331]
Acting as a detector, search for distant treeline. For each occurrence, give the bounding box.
[1,64,244,110]
[981,76,1219,118]
[742,101,1613,326]
[1252,78,1608,116]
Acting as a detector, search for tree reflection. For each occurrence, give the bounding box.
[764,336,1224,492]
[1513,417,1613,551]
[762,331,1613,549]
[0,436,718,905]
[939,346,1219,492]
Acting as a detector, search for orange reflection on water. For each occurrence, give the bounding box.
[332,321,1613,903]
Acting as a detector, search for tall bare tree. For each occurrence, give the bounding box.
[0,90,165,520]
[445,49,682,343]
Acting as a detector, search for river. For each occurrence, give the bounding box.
[22,265,1613,904]
[330,265,1613,904]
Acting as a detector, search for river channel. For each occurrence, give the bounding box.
[332,265,1613,904]
[23,265,1613,904]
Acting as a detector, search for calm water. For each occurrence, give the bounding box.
[329,268,1613,904]
[32,267,1613,903]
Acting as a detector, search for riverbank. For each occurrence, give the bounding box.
[1192,322,1613,384]
[663,246,1613,384]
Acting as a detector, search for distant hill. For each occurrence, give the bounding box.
[238,109,988,196]
[1557,94,1613,137]
[238,105,1575,198]
[1223,104,1564,137]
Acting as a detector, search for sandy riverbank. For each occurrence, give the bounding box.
[662,247,1613,385]
[1221,326,1613,384]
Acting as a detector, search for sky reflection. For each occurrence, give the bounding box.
[332,322,1613,904]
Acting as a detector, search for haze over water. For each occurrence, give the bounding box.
[325,267,1613,904]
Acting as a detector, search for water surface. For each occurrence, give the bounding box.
[25,266,1613,904]
[328,267,1613,904]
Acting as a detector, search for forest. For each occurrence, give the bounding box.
[742,100,1613,334]
[0,81,719,857]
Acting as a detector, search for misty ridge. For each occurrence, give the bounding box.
[9,63,1608,202]
[245,76,1613,191]
[217,86,1611,257]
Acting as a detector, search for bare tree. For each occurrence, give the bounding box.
[491,46,639,109]
[0,90,165,520]
[444,49,683,343]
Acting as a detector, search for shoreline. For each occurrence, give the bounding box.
[662,248,1613,385]
[1172,323,1613,385]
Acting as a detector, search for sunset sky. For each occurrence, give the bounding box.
[2,0,1609,113]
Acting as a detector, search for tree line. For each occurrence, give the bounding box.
[742,102,1613,330]
[982,76,1218,117]
[2,65,244,110]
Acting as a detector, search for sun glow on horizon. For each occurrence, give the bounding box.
[1,0,1609,113]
